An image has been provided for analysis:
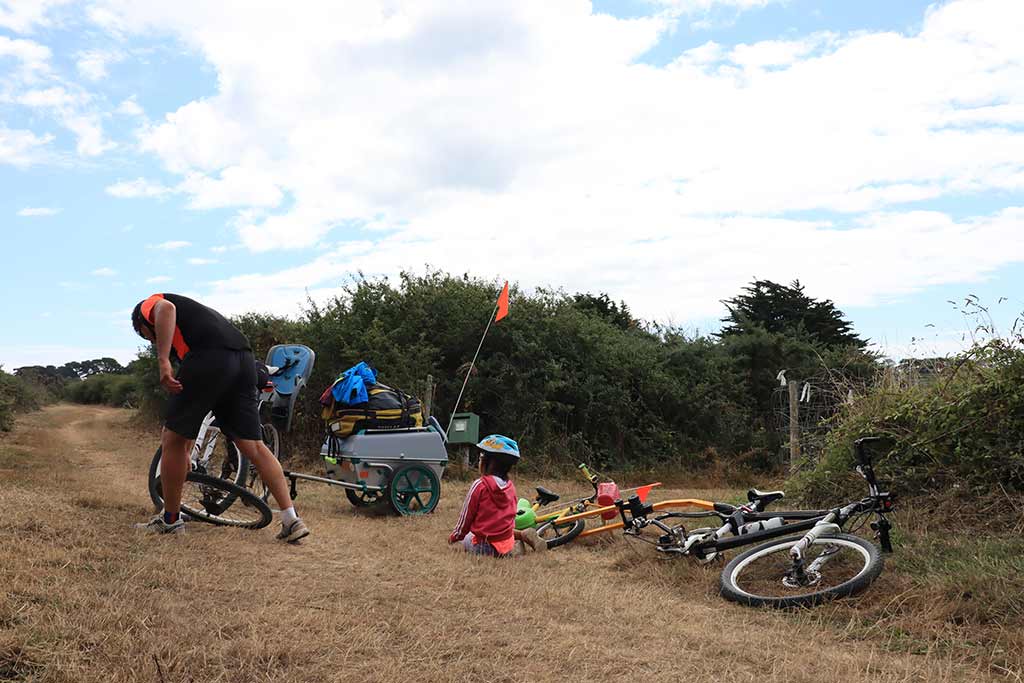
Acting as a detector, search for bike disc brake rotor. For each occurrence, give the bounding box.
[198,484,227,515]
[783,569,822,589]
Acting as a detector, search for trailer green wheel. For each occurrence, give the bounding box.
[387,464,441,515]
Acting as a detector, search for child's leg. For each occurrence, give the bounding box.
[460,533,502,557]
[515,527,548,553]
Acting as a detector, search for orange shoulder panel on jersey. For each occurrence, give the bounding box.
[139,293,165,323]
[141,293,190,359]
[171,328,190,359]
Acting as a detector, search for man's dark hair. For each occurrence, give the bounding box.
[131,301,154,338]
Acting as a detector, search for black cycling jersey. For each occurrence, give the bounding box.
[139,293,250,362]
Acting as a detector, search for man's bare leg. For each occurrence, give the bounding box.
[160,427,192,518]
[233,438,308,541]
[232,438,293,510]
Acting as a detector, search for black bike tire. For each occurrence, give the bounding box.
[345,488,386,508]
[535,517,585,549]
[148,440,250,510]
[719,532,883,608]
[152,471,273,529]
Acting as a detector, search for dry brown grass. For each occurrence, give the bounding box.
[0,405,1016,682]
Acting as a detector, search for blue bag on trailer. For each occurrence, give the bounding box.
[330,361,378,406]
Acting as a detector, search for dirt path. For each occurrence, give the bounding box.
[0,405,996,682]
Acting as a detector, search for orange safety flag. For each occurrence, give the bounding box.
[495,281,510,322]
[636,484,656,503]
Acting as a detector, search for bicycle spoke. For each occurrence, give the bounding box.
[734,540,869,598]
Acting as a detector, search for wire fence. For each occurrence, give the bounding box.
[771,375,853,469]
[773,362,950,469]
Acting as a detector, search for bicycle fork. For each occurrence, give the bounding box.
[786,515,842,587]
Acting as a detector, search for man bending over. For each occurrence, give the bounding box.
[131,293,310,542]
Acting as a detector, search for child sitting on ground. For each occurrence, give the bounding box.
[448,435,546,556]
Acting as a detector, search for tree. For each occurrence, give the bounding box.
[720,280,867,350]
[572,293,638,331]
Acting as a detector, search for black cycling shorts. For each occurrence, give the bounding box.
[164,349,261,441]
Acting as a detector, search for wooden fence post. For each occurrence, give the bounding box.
[423,374,434,420]
[788,379,800,473]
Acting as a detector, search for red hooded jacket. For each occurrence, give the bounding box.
[449,475,517,545]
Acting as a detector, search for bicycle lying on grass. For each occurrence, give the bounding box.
[516,464,662,548]
[146,358,297,530]
[613,437,895,608]
[147,409,279,529]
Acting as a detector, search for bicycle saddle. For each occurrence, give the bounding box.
[747,488,785,505]
[535,486,560,505]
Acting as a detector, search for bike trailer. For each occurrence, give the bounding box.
[265,344,316,432]
[314,418,448,515]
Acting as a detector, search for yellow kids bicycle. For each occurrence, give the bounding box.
[516,464,662,548]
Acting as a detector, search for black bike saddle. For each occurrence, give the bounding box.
[535,486,560,505]
[747,488,785,505]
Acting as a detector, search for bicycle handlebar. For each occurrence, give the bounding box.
[853,436,884,466]
[614,495,655,530]
[577,463,599,486]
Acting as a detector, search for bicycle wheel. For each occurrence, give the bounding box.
[244,422,281,502]
[535,517,585,549]
[346,488,385,508]
[720,533,883,608]
[152,471,272,529]
[147,431,248,509]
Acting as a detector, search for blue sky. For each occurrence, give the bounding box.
[2,0,1023,369]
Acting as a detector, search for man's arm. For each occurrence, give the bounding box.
[151,299,183,394]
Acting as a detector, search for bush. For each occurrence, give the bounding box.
[64,373,142,408]
[226,271,876,472]
[790,339,1024,504]
[0,366,49,431]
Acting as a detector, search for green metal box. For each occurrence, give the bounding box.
[447,412,480,445]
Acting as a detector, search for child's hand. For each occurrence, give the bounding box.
[448,533,458,544]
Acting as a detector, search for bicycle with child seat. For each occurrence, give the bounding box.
[147,362,290,529]
[611,437,895,608]
[516,464,662,548]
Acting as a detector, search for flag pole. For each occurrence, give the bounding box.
[444,280,507,436]
[446,298,501,436]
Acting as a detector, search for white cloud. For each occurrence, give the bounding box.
[150,240,191,250]
[0,126,53,166]
[0,0,73,34]
[1,35,114,158]
[179,167,283,210]
[75,48,124,81]
[145,275,172,283]
[116,96,144,117]
[106,177,173,198]
[105,169,282,208]
[187,257,217,265]
[653,0,778,10]
[87,0,1024,320]
[13,87,113,157]
[0,35,52,72]
[17,206,61,216]
[91,267,116,276]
